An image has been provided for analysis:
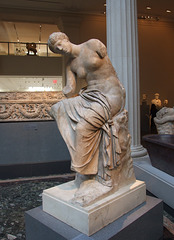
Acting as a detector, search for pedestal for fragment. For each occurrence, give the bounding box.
[42,180,146,236]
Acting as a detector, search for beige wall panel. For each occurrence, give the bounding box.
[138,20,174,107]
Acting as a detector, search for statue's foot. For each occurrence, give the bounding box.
[71,179,112,207]
[74,173,95,188]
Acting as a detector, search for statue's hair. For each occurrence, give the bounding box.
[48,32,69,45]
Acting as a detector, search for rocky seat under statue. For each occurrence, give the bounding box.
[48,32,136,206]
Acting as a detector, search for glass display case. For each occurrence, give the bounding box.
[0,76,62,92]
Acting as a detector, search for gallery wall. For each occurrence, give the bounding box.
[0,121,70,165]
[138,20,174,107]
[80,15,106,44]
[0,55,62,76]
[0,121,71,179]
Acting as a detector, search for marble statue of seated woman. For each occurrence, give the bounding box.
[48,32,135,206]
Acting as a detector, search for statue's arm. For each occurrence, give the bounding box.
[87,39,107,59]
[63,64,76,97]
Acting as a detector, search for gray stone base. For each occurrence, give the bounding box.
[25,196,163,240]
[133,155,174,209]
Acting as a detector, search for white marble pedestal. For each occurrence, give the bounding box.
[42,180,146,236]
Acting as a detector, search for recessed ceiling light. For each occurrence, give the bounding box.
[146,6,151,10]
[104,3,106,7]
[166,9,172,13]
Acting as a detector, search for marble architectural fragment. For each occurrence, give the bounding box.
[0,91,64,122]
[154,107,174,134]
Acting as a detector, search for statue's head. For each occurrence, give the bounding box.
[154,93,159,100]
[48,32,71,55]
[49,32,69,44]
[164,99,168,106]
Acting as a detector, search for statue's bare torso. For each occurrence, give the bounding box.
[69,39,125,117]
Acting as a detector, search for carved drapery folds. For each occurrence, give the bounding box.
[0,91,65,122]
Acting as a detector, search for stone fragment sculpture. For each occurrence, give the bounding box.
[48,32,136,206]
[154,107,174,134]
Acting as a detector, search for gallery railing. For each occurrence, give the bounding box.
[0,41,57,57]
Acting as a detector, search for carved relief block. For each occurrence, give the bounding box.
[0,91,65,122]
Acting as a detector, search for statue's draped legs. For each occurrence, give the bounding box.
[51,89,121,185]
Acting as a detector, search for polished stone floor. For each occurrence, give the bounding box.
[0,174,174,240]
